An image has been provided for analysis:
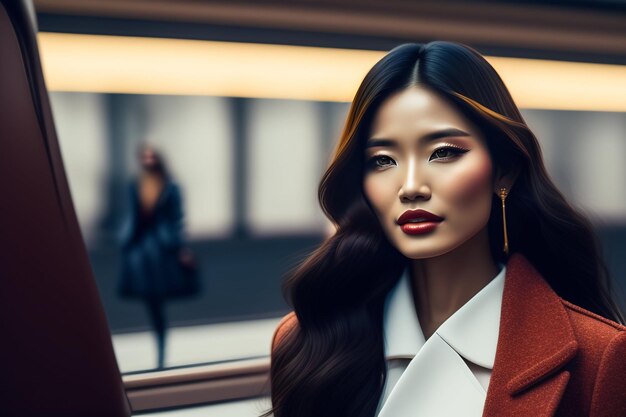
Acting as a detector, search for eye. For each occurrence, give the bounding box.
[367,155,396,170]
[429,146,469,162]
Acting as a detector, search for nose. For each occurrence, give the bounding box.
[398,159,431,202]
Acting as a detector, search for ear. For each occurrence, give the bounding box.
[493,166,520,197]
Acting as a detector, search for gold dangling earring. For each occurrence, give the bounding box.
[499,187,509,256]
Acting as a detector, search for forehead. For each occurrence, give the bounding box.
[369,86,481,139]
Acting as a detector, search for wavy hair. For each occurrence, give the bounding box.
[262,41,625,417]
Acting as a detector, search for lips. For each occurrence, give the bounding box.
[396,209,444,236]
[396,209,444,225]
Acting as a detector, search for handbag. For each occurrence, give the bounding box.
[168,247,201,298]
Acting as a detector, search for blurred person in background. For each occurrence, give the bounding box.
[118,143,199,369]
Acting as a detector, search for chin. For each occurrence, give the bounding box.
[391,233,464,260]
[399,246,454,260]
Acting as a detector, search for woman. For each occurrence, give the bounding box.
[264,41,626,416]
[118,144,198,369]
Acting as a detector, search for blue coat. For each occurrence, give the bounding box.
[117,180,198,299]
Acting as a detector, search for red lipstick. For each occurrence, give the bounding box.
[396,209,443,235]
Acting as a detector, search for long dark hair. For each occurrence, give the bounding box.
[263,41,625,417]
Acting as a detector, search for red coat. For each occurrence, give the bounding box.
[271,252,626,416]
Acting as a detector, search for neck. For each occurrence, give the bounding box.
[141,170,163,181]
[410,228,499,339]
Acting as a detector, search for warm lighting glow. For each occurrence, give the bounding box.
[38,33,626,112]
[485,57,626,112]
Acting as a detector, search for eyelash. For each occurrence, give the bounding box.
[367,145,469,169]
[428,145,470,161]
[368,155,395,170]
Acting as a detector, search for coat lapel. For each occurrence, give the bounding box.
[378,332,487,417]
[378,264,506,417]
[483,253,578,417]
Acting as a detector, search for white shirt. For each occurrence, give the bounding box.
[376,264,506,417]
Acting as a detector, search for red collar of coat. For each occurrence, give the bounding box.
[483,251,578,416]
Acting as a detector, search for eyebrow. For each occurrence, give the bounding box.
[366,127,471,149]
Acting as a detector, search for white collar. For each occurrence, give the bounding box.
[383,263,506,369]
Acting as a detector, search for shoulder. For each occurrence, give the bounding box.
[127,180,138,195]
[167,181,181,196]
[561,298,626,343]
[163,182,182,204]
[560,299,626,415]
[271,311,299,352]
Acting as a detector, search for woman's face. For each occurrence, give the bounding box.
[363,85,497,259]
[140,147,158,170]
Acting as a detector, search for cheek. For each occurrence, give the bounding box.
[441,155,493,209]
[363,174,395,217]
